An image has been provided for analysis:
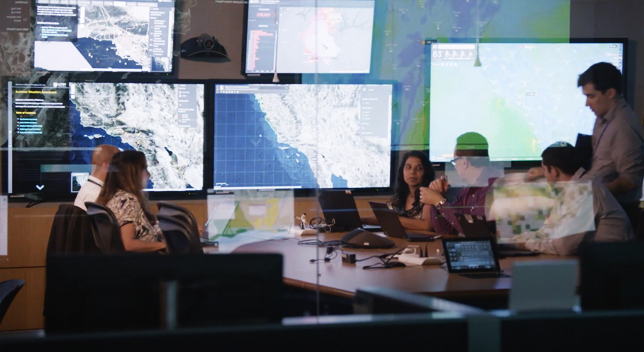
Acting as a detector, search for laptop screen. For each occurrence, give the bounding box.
[442,238,501,274]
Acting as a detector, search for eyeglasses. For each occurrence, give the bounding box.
[450,157,463,166]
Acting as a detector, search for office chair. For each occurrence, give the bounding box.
[0,279,25,325]
[48,204,100,254]
[635,208,644,241]
[157,214,201,254]
[157,202,203,251]
[85,202,125,253]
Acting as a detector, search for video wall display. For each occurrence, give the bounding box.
[33,0,175,73]
[301,0,572,149]
[245,0,375,74]
[212,84,392,190]
[429,41,624,162]
[4,80,204,197]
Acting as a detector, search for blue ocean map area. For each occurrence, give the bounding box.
[214,93,319,189]
[73,37,143,70]
[68,100,154,189]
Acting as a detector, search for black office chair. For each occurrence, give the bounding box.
[157,202,203,251]
[635,208,644,241]
[157,214,201,254]
[0,279,25,325]
[85,202,125,253]
[48,204,100,255]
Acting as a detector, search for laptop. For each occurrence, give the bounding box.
[442,237,510,278]
[454,213,540,258]
[369,202,439,242]
[318,190,381,232]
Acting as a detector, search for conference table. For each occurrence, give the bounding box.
[205,231,572,302]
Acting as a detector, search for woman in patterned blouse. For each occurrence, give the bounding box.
[389,151,436,231]
[97,150,166,252]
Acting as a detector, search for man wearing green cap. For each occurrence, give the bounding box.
[419,132,499,234]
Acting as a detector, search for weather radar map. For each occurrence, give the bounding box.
[34,1,175,72]
[275,4,374,73]
[213,84,392,190]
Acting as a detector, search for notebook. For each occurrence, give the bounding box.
[369,202,439,242]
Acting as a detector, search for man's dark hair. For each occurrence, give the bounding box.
[577,62,623,96]
[541,142,583,176]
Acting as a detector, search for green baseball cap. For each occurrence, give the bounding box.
[455,132,489,151]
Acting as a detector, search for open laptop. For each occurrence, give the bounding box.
[442,237,510,278]
[318,190,381,232]
[455,213,540,258]
[369,202,439,242]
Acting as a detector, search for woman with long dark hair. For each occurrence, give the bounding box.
[97,150,166,252]
[390,151,436,231]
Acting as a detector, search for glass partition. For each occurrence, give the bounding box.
[1,0,643,333]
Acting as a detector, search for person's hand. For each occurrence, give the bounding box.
[420,187,445,206]
[429,176,450,195]
[525,167,545,181]
[198,224,205,236]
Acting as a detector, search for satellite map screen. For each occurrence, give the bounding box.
[213,84,392,190]
[429,42,624,162]
[245,0,375,74]
[33,0,175,73]
[4,81,204,196]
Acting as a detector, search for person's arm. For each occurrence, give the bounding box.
[606,176,638,198]
[525,167,545,181]
[398,204,433,231]
[607,122,644,198]
[520,231,589,256]
[120,223,166,252]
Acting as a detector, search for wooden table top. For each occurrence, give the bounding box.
[208,231,573,299]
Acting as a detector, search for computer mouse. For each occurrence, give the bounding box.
[384,261,406,268]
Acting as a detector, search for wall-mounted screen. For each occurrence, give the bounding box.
[429,41,625,162]
[4,80,204,197]
[213,84,392,190]
[245,0,375,74]
[33,0,175,73]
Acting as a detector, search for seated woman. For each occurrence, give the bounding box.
[364,151,436,231]
[97,150,166,252]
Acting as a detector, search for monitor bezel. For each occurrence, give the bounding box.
[2,76,210,203]
[240,0,376,77]
[427,37,629,166]
[210,81,396,196]
[30,0,180,78]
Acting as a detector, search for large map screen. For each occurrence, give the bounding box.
[33,0,175,73]
[429,42,624,162]
[5,81,204,196]
[213,84,392,190]
[245,0,374,74]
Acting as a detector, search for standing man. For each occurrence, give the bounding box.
[580,62,644,228]
[528,62,644,228]
[74,144,119,211]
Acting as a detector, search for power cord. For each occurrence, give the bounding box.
[362,248,407,270]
